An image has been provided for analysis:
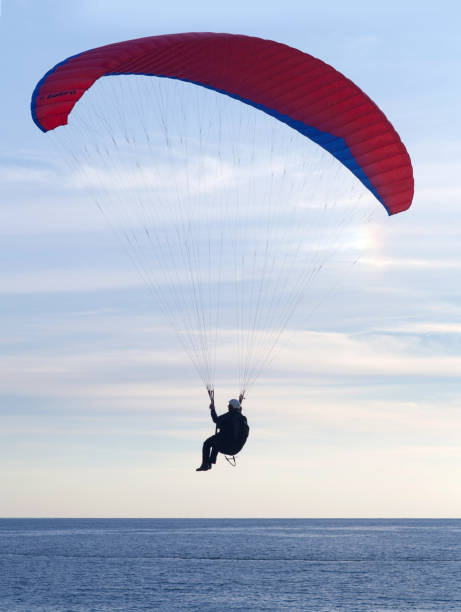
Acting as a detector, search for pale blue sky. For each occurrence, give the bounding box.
[1,0,461,517]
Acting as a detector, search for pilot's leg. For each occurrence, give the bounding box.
[196,435,217,471]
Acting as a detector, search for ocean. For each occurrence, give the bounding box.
[0,519,460,611]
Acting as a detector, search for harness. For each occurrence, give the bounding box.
[215,424,238,467]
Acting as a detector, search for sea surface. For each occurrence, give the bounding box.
[0,519,460,611]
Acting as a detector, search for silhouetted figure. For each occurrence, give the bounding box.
[196,392,249,471]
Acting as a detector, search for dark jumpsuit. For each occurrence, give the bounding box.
[202,406,249,465]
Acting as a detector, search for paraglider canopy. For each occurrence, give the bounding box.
[31,32,413,215]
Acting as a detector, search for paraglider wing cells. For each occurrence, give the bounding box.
[31,32,413,215]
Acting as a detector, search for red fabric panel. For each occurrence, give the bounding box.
[32,33,413,214]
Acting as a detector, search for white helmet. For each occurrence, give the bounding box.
[228,398,241,412]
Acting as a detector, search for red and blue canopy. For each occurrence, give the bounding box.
[31,32,413,215]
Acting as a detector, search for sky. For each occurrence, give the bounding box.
[1,0,461,518]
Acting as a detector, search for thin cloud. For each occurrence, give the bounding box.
[0,166,55,185]
[0,268,144,295]
[361,256,461,269]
